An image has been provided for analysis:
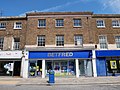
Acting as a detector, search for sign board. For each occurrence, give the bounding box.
[29,50,92,59]
[110,60,117,69]
[0,51,22,59]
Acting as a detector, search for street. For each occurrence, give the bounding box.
[0,84,120,90]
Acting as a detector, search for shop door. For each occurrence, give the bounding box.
[79,60,85,76]
[13,61,21,76]
[29,61,37,77]
[36,60,42,77]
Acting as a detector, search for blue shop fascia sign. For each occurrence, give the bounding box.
[29,50,92,59]
[96,50,120,57]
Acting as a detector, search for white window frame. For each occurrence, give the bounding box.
[74,35,83,46]
[37,35,45,46]
[99,35,108,49]
[55,19,64,27]
[96,20,105,28]
[13,38,20,50]
[38,19,46,27]
[112,20,120,28]
[56,35,64,46]
[14,22,22,29]
[73,19,82,27]
[0,22,6,29]
[115,36,120,48]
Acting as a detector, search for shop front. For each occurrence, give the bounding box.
[96,50,120,76]
[0,51,22,77]
[28,50,93,78]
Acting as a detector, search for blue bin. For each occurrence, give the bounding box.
[49,71,55,83]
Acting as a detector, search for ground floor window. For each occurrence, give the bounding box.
[46,60,75,77]
[0,61,21,76]
[106,57,120,75]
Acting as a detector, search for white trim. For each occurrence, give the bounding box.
[42,59,45,78]
[92,50,97,77]
[75,59,79,78]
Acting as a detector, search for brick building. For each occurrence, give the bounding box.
[0,12,120,78]
[0,16,26,76]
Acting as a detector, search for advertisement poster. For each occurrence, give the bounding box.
[110,60,117,69]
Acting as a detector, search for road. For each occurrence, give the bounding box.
[0,84,120,90]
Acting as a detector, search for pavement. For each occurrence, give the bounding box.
[0,76,120,86]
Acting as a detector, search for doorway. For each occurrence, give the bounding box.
[29,60,42,77]
[79,60,93,76]
[13,61,21,76]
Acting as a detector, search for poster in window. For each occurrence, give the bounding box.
[110,60,117,69]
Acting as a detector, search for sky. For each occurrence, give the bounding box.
[0,0,120,16]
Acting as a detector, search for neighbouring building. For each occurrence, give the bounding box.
[0,12,120,78]
[0,16,27,77]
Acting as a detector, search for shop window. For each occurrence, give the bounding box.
[56,19,64,27]
[112,20,120,27]
[14,22,22,29]
[96,20,105,28]
[115,36,120,48]
[14,38,20,50]
[38,19,46,27]
[107,60,120,74]
[99,35,108,49]
[38,35,45,46]
[74,35,83,46]
[73,19,82,27]
[0,37,4,50]
[56,35,64,46]
[0,22,6,29]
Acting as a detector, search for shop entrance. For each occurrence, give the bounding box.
[29,60,42,77]
[13,61,21,76]
[79,60,93,76]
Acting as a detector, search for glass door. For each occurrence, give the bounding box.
[79,60,85,76]
[29,61,37,77]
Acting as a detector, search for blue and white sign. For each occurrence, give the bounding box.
[29,50,92,59]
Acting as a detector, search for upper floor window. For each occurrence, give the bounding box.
[56,19,64,27]
[74,35,83,46]
[99,35,108,49]
[38,19,46,27]
[0,37,4,50]
[38,35,45,46]
[0,22,6,29]
[115,36,120,48]
[14,22,22,29]
[14,38,20,50]
[112,20,120,27]
[96,20,105,28]
[56,35,64,46]
[73,19,81,27]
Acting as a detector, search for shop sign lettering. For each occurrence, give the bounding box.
[48,52,73,57]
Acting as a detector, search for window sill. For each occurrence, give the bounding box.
[73,26,82,28]
[55,26,64,28]
[112,26,120,28]
[0,28,6,30]
[14,28,22,30]
[37,26,46,29]
[97,26,106,28]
